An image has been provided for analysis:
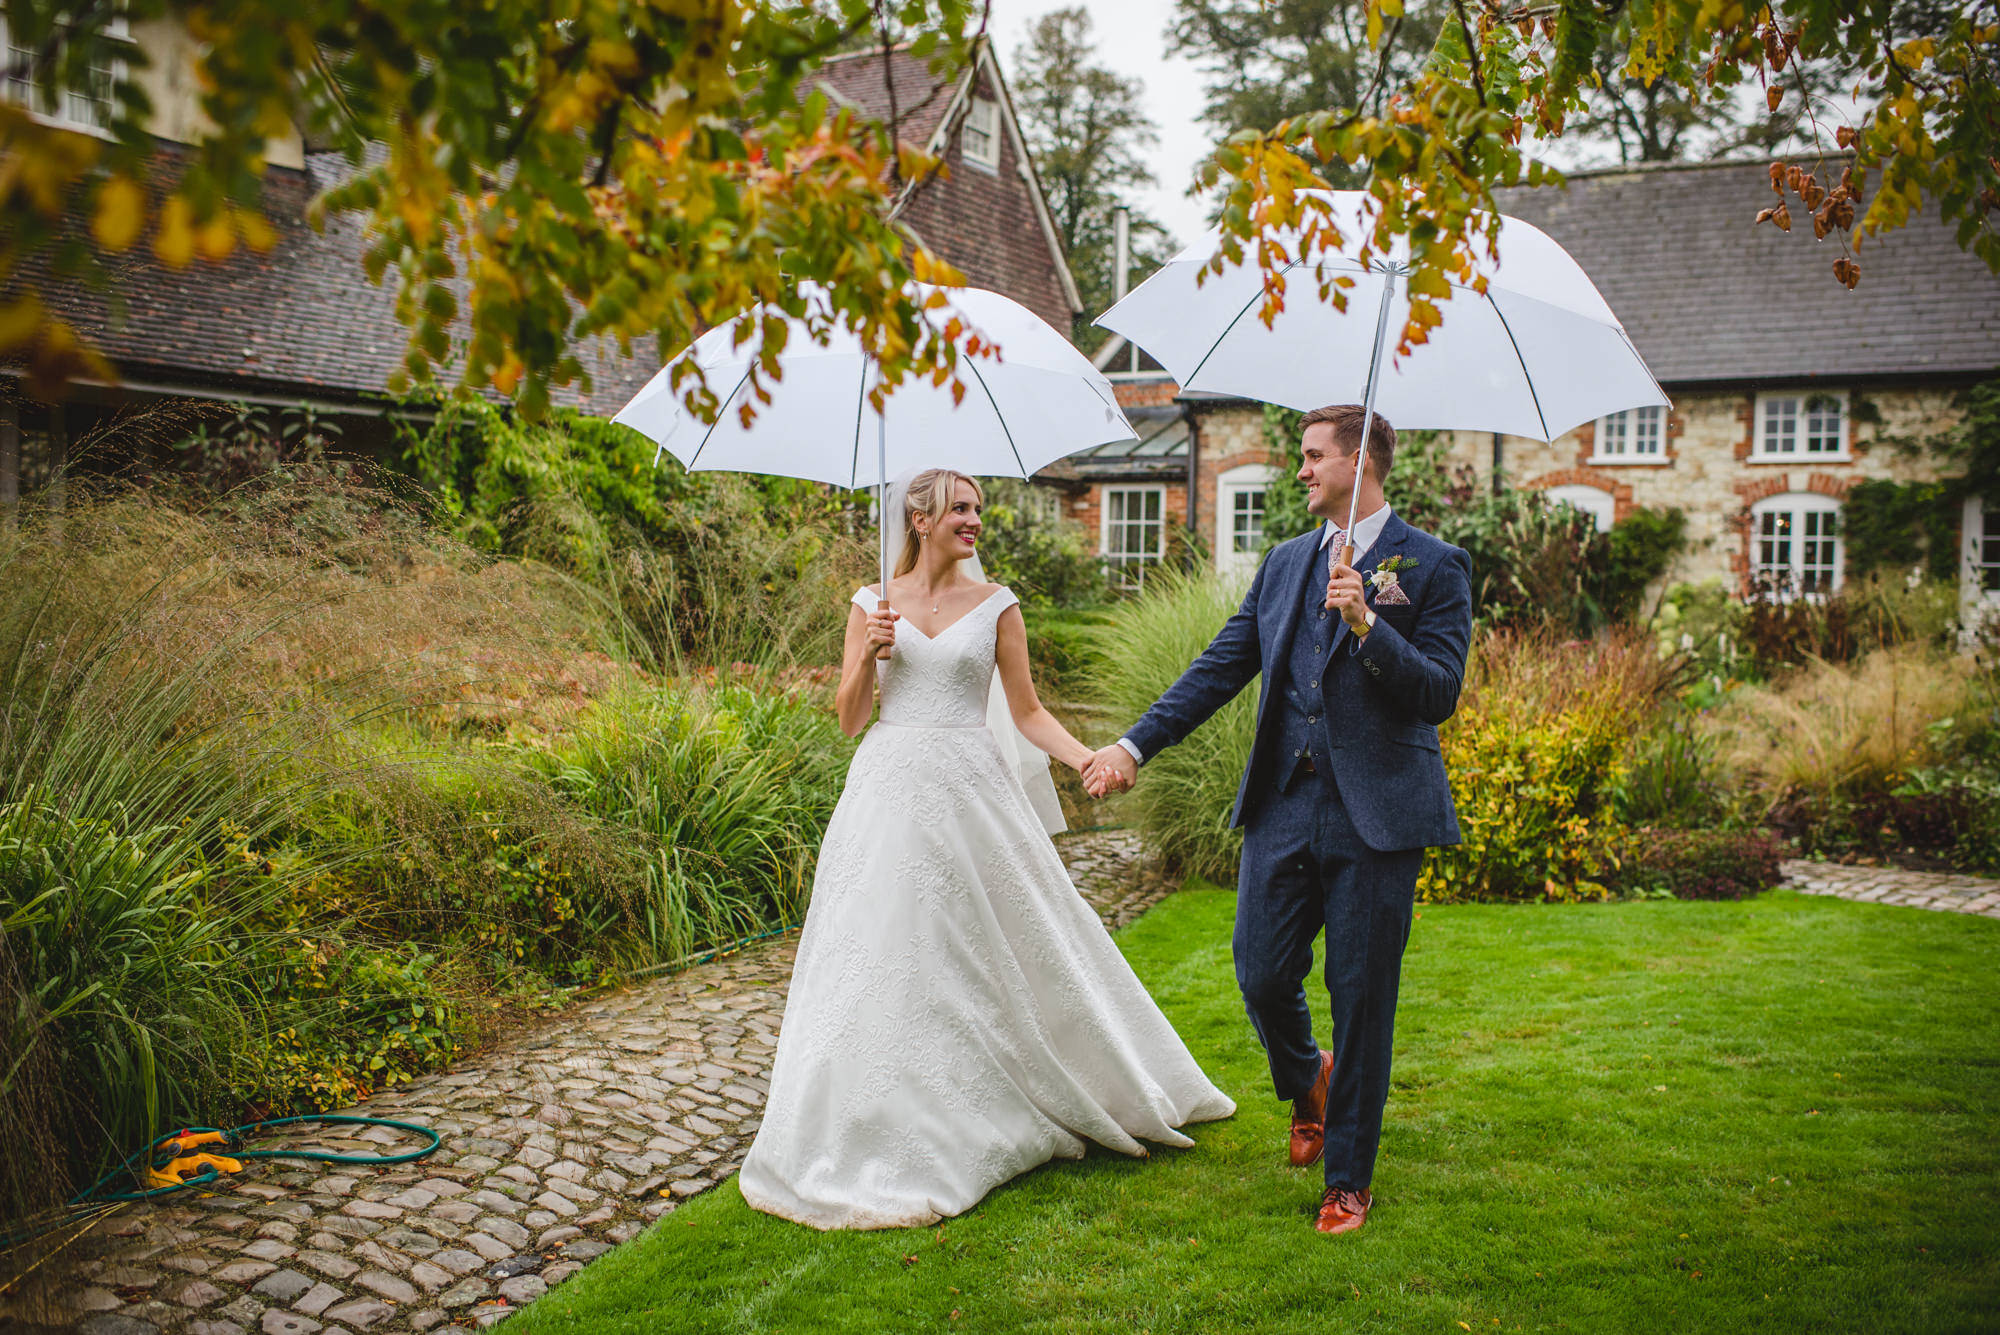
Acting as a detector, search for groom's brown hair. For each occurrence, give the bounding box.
[1299,404,1396,482]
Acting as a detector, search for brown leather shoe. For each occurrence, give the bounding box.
[1287,1048,1336,1168]
[1315,1186,1372,1235]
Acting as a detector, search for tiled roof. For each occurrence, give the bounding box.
[1037,398,1187,482]
[811,44,961,149]
[1494,157,2000,386]
[10,144,654,415]
[11,53,1078,414]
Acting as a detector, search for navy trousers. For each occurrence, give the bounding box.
[1234,768,1421,1192]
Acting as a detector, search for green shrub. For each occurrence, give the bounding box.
[1597,505,1687,622]
[1419,628,1671,902]
[1714,643,1999,869]
[976,479,1106,610]
[1737,570,1962,674]
[1612,828,1787,900]
[398,398,870,671]
[1615,712,1732,829]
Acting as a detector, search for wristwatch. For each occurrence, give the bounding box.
[1357,609,1377,638]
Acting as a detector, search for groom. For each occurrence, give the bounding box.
[1084,404,1471,1235]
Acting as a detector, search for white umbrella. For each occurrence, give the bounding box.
[1096,189,1669,559]
[615,282,1136,595]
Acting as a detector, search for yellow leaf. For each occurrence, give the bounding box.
[235,206,279,253]
[92,175,146,252]
[0,295,45,352]
[196,213,236,262]
[492,355,523,396]
[153,196,197,268]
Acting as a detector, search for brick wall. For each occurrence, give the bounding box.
[900,70,1073,332]
[1191,405,1282,548]
[1436,384,1968,593]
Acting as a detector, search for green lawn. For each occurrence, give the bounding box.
[512,886,2000,1334]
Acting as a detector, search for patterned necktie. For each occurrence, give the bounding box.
[1326,528,1348,581]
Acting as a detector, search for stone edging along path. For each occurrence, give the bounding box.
[1781,858,2000,918]
[0,829,1171,1335]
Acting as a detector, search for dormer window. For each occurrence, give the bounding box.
[0,15,127,133]
[962,95,999,169]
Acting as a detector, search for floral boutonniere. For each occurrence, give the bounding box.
[1367,555,1419,606]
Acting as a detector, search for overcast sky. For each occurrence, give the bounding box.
[988,0,1216,250]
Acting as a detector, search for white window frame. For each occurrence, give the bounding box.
[1591,405,1667,463]
[0,15,128,137]
[1544,483,1616,533]
[1749,492,1844,597]
[961,95,1000,170]
[1963,494,2000,636]
[1101,485,1166,569]
[1214,462,1275,579]
[1752,390,1850,462]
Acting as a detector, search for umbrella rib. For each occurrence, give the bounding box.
[1184,260,1301,386]
[685,363,756,472]
[848,355,871,489]
[1081,373,1130,435]
[963,356,1029,478]
[1485,293,1552,443]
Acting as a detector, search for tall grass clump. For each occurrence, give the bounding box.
[0,500,347,1220]
[1085,567,1256,882]
[523,685,855,969]
[1713,644,1996,866]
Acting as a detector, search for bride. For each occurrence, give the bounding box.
[738,468,1235,1230]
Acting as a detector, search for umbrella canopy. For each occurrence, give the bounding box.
[614,283,1136,489]
[1096,189,1669,443]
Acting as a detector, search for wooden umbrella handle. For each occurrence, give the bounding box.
[875,596,893,660]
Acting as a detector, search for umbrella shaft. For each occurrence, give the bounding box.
[1344,271,1400,554]
[875,372,892,661]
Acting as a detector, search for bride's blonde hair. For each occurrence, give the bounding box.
[894,469,983,577]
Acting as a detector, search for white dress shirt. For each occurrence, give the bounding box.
[1115,504,1395,766]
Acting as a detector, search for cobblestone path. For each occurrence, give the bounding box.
[1,828,1168,1335]
[1783,859,2000,917]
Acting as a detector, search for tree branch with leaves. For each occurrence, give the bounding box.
[1191,0,1998,357]
[1,0,988,419]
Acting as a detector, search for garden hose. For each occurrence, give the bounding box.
[0,1115,442,1253]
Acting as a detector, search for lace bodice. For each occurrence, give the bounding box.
[854,585,1017,728]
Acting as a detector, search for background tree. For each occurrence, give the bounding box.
[1010,5,1172,349]
[1569,10,1847,163]
[0,0,985,417]
[1166,0,1444,181]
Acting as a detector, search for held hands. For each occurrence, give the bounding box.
[1324,560,1370,633]
[1080,745,1137,799]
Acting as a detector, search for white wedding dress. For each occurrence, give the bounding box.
[738,585,1235,1230]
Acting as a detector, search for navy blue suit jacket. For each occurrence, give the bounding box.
[1125,513,1472,852]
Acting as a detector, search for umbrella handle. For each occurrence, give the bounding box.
[875,595,893,661]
